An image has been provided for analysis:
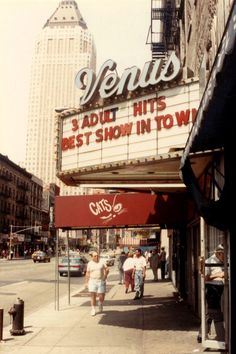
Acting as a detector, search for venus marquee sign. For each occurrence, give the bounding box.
[75,52,181,106]
[58,52,199,173]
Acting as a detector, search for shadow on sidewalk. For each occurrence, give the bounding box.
[78,294,200,332]
[99,300,200,331]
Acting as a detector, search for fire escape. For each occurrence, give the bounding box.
[147,0,179,62]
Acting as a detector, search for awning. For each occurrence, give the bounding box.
[181,158,229,230]
[180,1,236,168]
[55,193,189,229]
[57,151,187,194]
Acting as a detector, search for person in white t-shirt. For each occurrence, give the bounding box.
[123,252,135,293]
[85,251,109,316]
[132,248,147,300]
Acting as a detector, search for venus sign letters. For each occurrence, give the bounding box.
[75,52,181,106]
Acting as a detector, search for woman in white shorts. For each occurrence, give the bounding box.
[85,251,109,316]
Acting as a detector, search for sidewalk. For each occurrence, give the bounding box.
[1,269,204,354]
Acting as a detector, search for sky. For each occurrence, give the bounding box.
[0,0,151,165]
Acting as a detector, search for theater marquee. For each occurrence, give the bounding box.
[56,55,199,187]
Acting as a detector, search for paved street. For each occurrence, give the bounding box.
[0,257,87,328]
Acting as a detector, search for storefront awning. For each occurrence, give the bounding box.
[55,193,189,229]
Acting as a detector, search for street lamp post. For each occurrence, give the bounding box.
[9,225,13,259]
[9,225,41,260]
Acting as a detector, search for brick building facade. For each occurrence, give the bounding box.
[0,154,43,257]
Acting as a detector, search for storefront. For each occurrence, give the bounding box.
[180,3,236,352]
[54,51,220,349]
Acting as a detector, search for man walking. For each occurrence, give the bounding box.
[160,247,167,280]
[117,251,127,284]
[85,251,109,316]
[149,248,159,281]
[132,248,146,300]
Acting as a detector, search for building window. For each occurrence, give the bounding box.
[47,39,53,54]
[58,39,63,54]
[69,38,74,53]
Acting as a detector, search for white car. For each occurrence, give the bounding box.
[58,256,88,276]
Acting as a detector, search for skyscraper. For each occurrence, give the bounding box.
[25,1,96,187]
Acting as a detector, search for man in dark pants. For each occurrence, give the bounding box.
[205,244,225,341]
[160,247,167,280]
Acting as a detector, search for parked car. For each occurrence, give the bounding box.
[100,254,115,266]
[58,256,88,276]
[32,251,50,263]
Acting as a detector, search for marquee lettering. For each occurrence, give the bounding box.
[61,96,197,151]
[75,52,181,106]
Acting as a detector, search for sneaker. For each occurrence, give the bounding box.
[134,291,140,300]
[98,302,103,313]
[91,307,96,316]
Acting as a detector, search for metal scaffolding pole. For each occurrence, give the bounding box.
[55,229,59,311]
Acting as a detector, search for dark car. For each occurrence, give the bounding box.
[58,256,88,276]
[32,251,50,263]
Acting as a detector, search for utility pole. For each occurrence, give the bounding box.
[9,224,13,260]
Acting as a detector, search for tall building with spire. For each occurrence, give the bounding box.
[25,1,96,188]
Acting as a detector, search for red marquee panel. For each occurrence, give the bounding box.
[55,193,188,229]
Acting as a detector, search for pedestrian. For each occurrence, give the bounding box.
[132,248,147,300]
[160,247,167,280]
[10,249,14,260]
[85,251,109,316]
[123,252,135,293]
[145,249,151,268]
[205,244,225,341]
[149,248,159,281]
[117,251,127,284]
